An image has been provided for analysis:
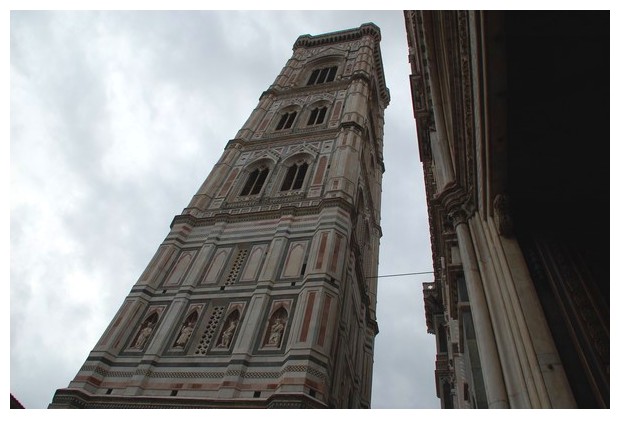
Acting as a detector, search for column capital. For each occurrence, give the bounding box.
[448,206,471,228]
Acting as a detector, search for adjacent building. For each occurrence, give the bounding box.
[407,11,609,408]
[49,23,389,409]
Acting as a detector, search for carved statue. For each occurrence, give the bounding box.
[134,321,154,349]
[267,317,285,347]
[174,320,195,348]
[218,319,238,348]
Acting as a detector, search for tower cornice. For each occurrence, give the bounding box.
[293,23,382,50]
[170,197,356,229]
[294,23,390,107]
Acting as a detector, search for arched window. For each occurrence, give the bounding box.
[307,66,337,85]
[307,106,327,126]
[275,111,297,130]
[280,162,309,191]
[240,167,269,196]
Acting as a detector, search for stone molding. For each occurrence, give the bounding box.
[172,197,355,229]
[49,389,327,409]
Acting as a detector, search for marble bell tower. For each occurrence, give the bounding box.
[50,23,390,409]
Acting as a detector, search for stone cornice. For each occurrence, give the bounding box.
[171,197,355,229]
[265,79,349,102]
[233,118,368,150]
[234,128,340,150]
[294,23,382,50]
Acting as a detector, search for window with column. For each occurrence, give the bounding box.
[275,111,297,130]
[240,167,269,196]
[307,106,327,126]
[280,162,309,191]
[306,66,337,85]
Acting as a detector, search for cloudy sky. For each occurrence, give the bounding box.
[9,9,439,410]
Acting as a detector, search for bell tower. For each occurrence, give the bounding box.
[49,23,390,409]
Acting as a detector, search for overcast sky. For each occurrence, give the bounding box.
[9,9,439,410]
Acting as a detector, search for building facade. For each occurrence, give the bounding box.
[407,11,609,408]
[49,23,389,409]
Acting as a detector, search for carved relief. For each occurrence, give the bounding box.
[308,92,336,103]
[216,310,240,349]
[448,207,470,228]
[263,307,288,348]
[173,310,198,348]
[130,311,161,350]
[281,96,309,108]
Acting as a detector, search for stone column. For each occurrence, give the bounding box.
[451,208,508,408]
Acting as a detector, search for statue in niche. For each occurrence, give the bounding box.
[217,313,239,348]
[133,321,154,349]
[174,320,196,348]
[267,317,285,346]
[265,308,288,348]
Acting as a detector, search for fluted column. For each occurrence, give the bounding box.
[450,208,509,408]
